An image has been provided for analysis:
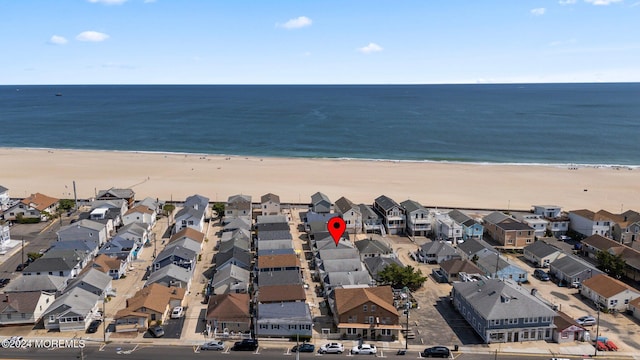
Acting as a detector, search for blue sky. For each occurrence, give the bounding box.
[1,0,639,84]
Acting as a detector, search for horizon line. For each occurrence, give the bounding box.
[4,81,640,86]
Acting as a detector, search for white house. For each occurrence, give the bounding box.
[569,209,615,238]
[533,205,562,218]
[122,205,156,227]
[0,224,10,246]
[0,291,56,326]
[43,287,100,332]
[433,211,463,244]
[580,274,640,312]
[514,213,548,238]
[334,196,362,234]
[174,194,209,234]
[534,205,570,236]
[0,185,10,210]
[225,194,252,218]
[3,193,59,221]
[523,241,565,268]
[260,193,280,216]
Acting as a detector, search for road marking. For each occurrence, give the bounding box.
[193,345,200,353]
[253,346,260,354]
[99,343,107,352]
[284,347,291,355]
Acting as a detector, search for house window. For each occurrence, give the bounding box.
[348,316,356,323]
[21,313,26,319]
[271,324,279,329]
[371,305,376,312]
[610,299,618,306]
[288,325,297,330]
[6,314,11,320]
[49,315,56,322]
[490,319,501,326]
[363,305,368,312]
[259,324,268,329]
[526,238,533,244]
[380,329,391,336]
[367,316,374,324]
[347,328,358,335]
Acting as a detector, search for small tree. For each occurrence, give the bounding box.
[212,203,225,218]
[377,263,427,291]
[596,250,626,279]
[59,199,75,211]
[163,204,176,216]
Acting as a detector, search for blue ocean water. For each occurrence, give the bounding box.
[1,83,639,165]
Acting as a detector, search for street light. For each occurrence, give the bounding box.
[404,301,410,350]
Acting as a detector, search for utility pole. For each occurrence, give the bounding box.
[21,238,25,268]
[404,301,410,350]
[594,305,601,357]
[103,298,107,343]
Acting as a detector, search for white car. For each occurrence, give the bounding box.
[576,315,596,326]
[351,344,377,355]
[171,306,183,319]
[201,340,225,350]
[318,342,344,354]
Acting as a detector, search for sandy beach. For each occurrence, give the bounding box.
[1,148,638,212]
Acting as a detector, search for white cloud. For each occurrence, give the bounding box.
[357,42,383,54]
[559,0,577,4]
[87,0,128,4]
[584,0,623,5]
[530,7,546,16]
[276,16,312,29]
[49,35,68,45]
[76,31,110,42]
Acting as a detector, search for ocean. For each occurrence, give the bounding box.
[1,83,639,165]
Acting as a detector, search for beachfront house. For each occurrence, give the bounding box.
[96,188,135,208]
[373,195,406,235]
[225,194,252,218]
[523,240,565,268]
[483,211,535,249]
[0,291,56,326]
[334,196,362,234]
[57,219,109,246]
[206,293,251,335]
[451,278,557,344]
[174,194,209,234]
[513,213,549,238]
[359,204,385,234]
[331,286,401,341]
[612,210,640,245]
[260,193,281,216]
[533,205,570,237]
[568,209,615,238]
[580,274,640,312]
[433,211,463,244]
[448,210,484,241]
[401,199,431,237]
[3,192,59,222]
[254,302,313,338]
[311,192,331,214]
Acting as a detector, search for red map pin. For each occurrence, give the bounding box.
[327,217,346,246]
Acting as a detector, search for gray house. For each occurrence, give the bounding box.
[116,222,149,250]
[223,216,251,232]
[220,228,251,243]
[215,246,252,271]
[476,253,528,283]
[225,194,252,218]
[219,237,251,253]
[400,199,431,237]
[323,271,373,292]
[452,279,557,343]
[457,239,496,261]
[153,245,197,272]
[98,236,136,262]
[355,236,394,260]
[257,269,302,287]
[43,287,100,332]
[22,249,88,282]
[359,204,384,234]
[57,219,109,246]
[334,196,362,234]
[363,256,405,281]
[373,195,406,235]
[145,264,192,291]
[212,263,250,295]
[51,238,100,258]
[523,241,566,268]
[174,194,209,234]
[3,275,67,294]
[255,302,313,338]
[65,268,113,297]
[311,192,331,214]
[416,241,461,264]
[548,255,602,287]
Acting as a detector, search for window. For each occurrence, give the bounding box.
[259,324,268,329]
[271,324,279,329]
[347,328,358,335]
[507,318,518,324]
[526,238,533,244]
[49,315,56,322]
[371,305,376,312]
[490,319,501,326]
[21,313,26,319]
[368,316,374,324]
[288,325,296,330]
[6,314,11,320]
[363,305,368,312]
[380,329,391,336]
[348,316,356,323]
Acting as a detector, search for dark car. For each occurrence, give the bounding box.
[292,343,315,353]
[15,263,27,272]
[421,346,450,358]
[232,339,258,351]
[86,319,102,333]
[148,326,165,338]
[0,278,10,288]
[533,269,550,281]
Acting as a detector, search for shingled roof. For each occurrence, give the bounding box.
[334,286,397,316]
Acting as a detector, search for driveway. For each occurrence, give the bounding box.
[143,317,185,339]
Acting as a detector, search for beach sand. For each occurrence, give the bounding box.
[1,148,638,212]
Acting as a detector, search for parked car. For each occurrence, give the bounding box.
[576,315,597,326]
[318,342,344,354]
[0,278,10,288]
[351,343,377,355]
[432,269,448,283]
[148,326,165,338]
[232,339,258,351]
[421,346,451,358]
[533,269,550,281]
[292,343,315,352]
[559,235,572,241]
[201,341,225,350]
[171,306,183,319]
[15,263,27,272]
[86,319,102,333]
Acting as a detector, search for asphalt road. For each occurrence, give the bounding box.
[0,344,626,360]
